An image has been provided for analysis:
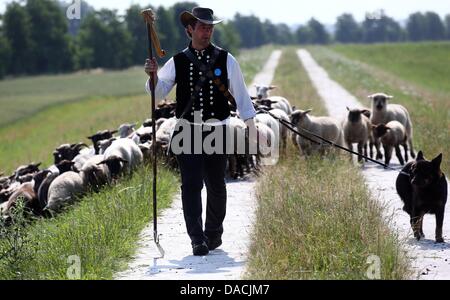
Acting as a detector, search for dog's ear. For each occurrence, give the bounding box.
[431,153,442,169]
[416,151,425,161]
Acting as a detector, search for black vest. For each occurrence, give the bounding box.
[174,44,231,123]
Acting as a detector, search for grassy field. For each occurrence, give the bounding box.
[329,42,450,93]
[0,46,274,279]
[307,43,449,173]
[0,67,148,127]
[245,47,410,279]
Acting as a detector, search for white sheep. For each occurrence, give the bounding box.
[372,121,409,166]
[255,112,280,163]
[103,138,143,174]
[44,171,87,213]
[80,155,111,191]
[343,107,372,162]
[368,93,415,160]
[118,123,140,145]
[290,109,345,156]
[254,122,276,166]
[254,84,293,115]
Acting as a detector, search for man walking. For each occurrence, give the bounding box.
[145,7,258,256]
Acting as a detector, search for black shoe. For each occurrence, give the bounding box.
[207,236,222,250]
[192,241,209,256]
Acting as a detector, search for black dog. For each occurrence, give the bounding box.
[396,151,447,243]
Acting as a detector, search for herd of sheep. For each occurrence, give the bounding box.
[0,86,415,222]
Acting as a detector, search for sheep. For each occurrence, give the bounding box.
[254,84,293,115]
[254,122,276,166]
[290,109,345,156]
[53,143,88,164]
[265,107,289,155]
[255,111,280,163]
[87,129,118,154]
[368,93,415,160]
[102,138,143,175]
[372,121,409,166]
[38,160,78,209]
[227,117,251,179]
[13,162,41,181]
[96,137,117,155]
[155,100,177,120]
[255,84,277,100]
[118,123,140,145]
[156,117,177,145]
[80,155,111,192]
[2,170,51,217]
[343,107,372,162]
[44,171,88,214]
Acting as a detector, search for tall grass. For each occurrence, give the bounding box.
[244,47,411,279]
[0,165,178,279]
[308,45,449,173]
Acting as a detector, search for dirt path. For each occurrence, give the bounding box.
[297,49,450,279]
[115,50,282,280]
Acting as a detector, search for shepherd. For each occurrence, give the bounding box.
[145,7,259,256]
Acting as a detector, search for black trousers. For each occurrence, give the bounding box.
[172,124,230,245]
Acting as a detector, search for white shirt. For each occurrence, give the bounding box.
[145,52,256,125]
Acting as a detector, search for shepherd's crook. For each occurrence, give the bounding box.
[141,8,166,259]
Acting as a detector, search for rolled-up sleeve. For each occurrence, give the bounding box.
[227,53,256,121]
[145,58,176,101]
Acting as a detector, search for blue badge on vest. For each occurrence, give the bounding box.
[214,68,222,77]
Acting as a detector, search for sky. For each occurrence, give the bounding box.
[0,0,449,25]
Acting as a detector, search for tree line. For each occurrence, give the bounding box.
[1,0,449,79]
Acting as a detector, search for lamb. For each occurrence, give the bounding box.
[343,107,372,162]
[369,93,415,160]
[290,109,345,156]
[372,121,409,166]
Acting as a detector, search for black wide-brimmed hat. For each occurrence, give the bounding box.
[180,7,223,28]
